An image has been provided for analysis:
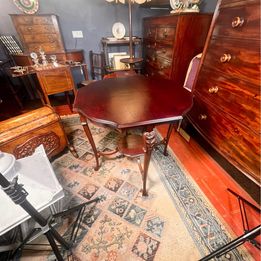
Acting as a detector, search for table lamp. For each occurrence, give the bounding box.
[106,0,151,67]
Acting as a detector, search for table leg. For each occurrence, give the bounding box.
[163,123,175,156]
[79,115,100,170]
[142,131,156,196]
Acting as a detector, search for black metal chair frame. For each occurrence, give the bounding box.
[0,172,101,261]
[200,188,261,260]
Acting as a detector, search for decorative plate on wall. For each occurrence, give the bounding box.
[13,0,39,14]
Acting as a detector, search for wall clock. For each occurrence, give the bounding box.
[13,0,39,14]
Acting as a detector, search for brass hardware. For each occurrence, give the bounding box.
[220,53,231,63]
[199,114,207,120]
[208,86,219,94]
[234,128,239,134]
[232,17,244,28]
[162,49,166,54]
[27,27,32,30]
[152,56,156,61]
[163,29,168,37]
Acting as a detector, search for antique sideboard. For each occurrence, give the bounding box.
[142,13,212,86]
[187,0,260,187]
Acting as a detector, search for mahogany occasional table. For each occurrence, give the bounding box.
[73,75,193,196]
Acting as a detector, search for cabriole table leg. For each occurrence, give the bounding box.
[79,115,100,171]
[142,131,156,196]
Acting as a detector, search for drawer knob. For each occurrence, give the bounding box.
[163,32,168,37]
[220,53,231,63]
[208,86,219,94]
[199,114,207,120]
[152,56,156,61]
[234,128,239,134]
[162,49,166,54]
[232,17,244,28]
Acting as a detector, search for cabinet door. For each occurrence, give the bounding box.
[37,67,75,95]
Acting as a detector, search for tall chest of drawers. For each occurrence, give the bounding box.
[143,14,212,86]
[10,14,65,53]
[187,0,260,185]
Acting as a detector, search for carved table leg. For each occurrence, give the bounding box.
[142,131,156,196]
[79,115,100,171]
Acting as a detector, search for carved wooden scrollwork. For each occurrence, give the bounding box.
[13,131,60,159]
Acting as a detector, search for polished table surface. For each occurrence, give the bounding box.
[73,75,193,196]
[74,75,193,128]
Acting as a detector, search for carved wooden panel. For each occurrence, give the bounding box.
[13,131,60,159]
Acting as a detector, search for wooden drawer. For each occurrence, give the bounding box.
[11,15,54,25]
[32,16,54,24]
[37,66,75,95]
[195,70,260,132]
[155,56,171,74]
[155,44,173,61]
[213,2,260,40]
[144,26,156,40]
[203,38,260,86]
[12,15,33,24]
[156,26,176,44]
[188,97,260,182]
[27,42,63,53]
[23,34,59,44]
[18,24,56,34]
[144,63,170,79]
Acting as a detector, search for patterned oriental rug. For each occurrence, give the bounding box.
[20,115,252,261]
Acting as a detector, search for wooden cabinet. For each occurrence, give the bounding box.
[36,65,76,106]
[143,14,212,86]
[10,14,65,53]
[187,0,260,184]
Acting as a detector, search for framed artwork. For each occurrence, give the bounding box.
[13,0,39,14]
[113,55,130,70]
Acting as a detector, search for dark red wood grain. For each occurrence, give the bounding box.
[73,75,193,129]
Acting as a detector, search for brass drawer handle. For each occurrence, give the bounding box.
[208,86,219,93]
[199,114,207,120]
[152,56,156,61]
[163,30,168,37]
[232,17,244,28]
[146,59,150,63]
[220,53,231,63]
[162,49,166,54]
[27,27,32,30]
